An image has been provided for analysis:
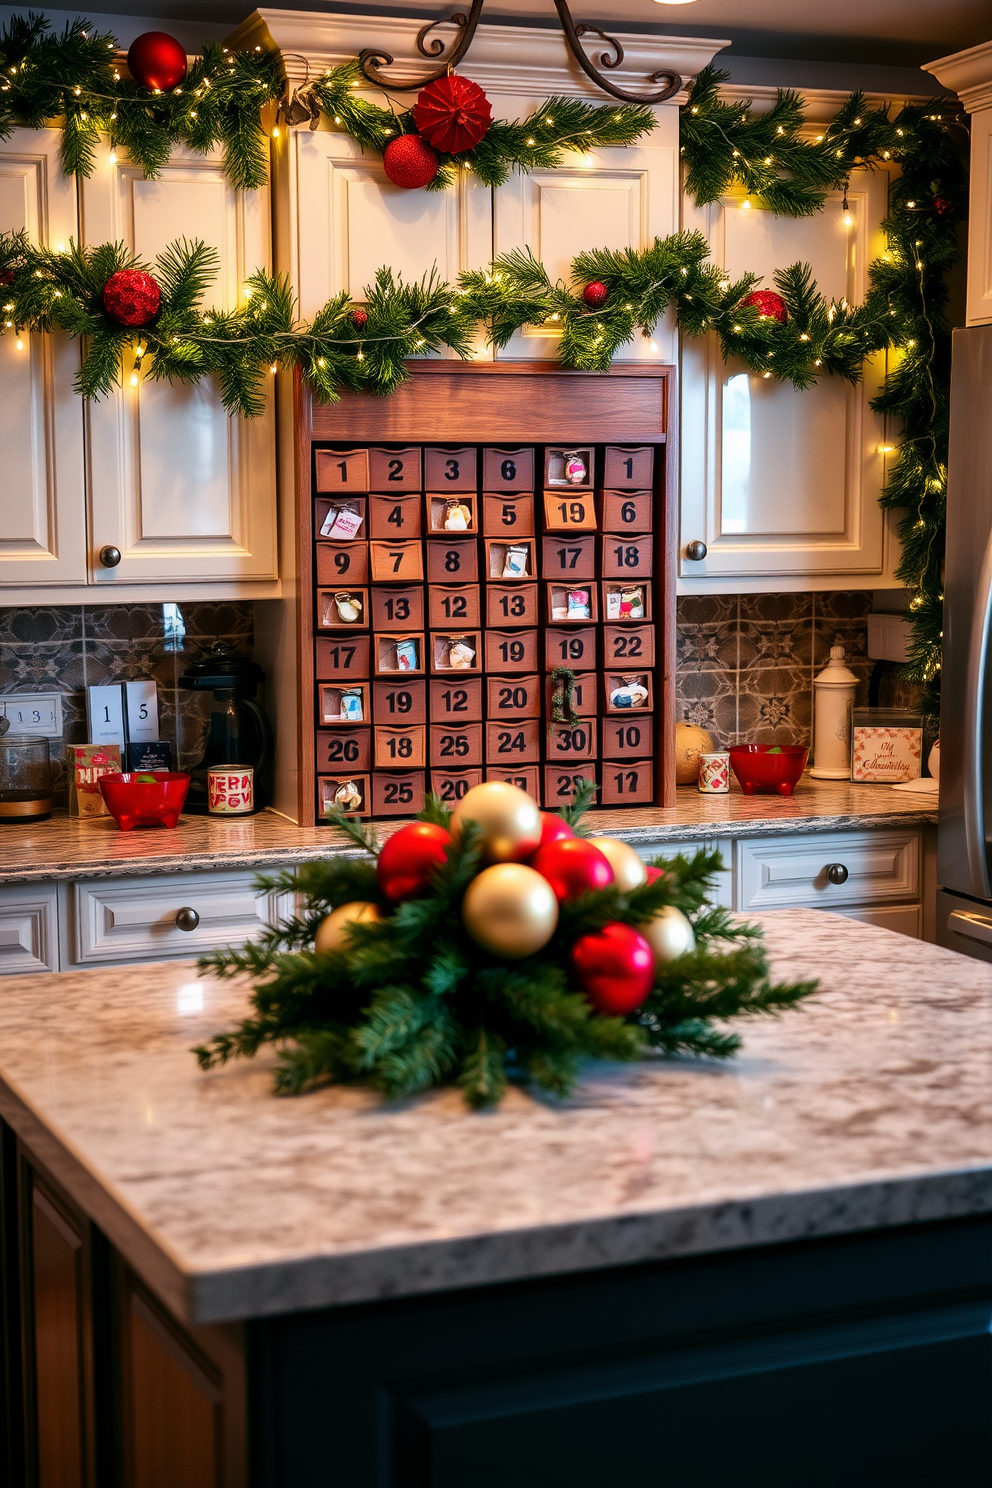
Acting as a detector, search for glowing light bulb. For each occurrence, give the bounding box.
[843,211,853,229]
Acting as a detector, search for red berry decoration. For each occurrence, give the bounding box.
[536,812,574,851]
[376,821,451,903]
[531,837,614,902]
[126,31,188,91]
[569,922,655,1016]
[351,308,368,330]
[740,289,788,324]
[412,75,493,155]
[582,281,608,309]
[102,269,161,327]
[382,135,439,190]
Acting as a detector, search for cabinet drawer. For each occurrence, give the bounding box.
[0,885,58,974]
[71,872,286,965]
[736,831,920,911]
[830,903,922,939]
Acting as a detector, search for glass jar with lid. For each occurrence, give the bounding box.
[0,735,53,821]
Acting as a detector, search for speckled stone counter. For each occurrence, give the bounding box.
[0,779,938,885]
[0,908,984,1327]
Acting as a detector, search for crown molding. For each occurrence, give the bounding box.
[716,83,937,124]
[923,39,992,114]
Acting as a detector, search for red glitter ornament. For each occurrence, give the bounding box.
[102,269,161,327]
[412,75,493,155]
[740,289,788,324]
[382,134,439,190]
[351,308,368,330]
[126,31,188,92]
[569,922,655,1016]
[582,281,608,309]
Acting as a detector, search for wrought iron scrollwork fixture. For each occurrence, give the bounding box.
[359,0,485,90]
[553,0,681,104]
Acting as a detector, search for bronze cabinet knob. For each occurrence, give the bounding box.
[825,863,849,885]
[98,545,122,568]
[685,540,708,561]
[175,907,200,932]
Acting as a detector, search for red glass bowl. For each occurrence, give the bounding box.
[729,745,808,796]
[98,772,190,830]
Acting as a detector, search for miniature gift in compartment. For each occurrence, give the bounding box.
[548,584,594,621]
[545,448,593,487]
[487,540,534,579]
[608,674,651,710]
[318,589,367,628]
[376,635,423,674]
[319,684,369,725]
[429,496,476,533]
[319,775,370,816]
[603,583,647,621]
[432,634,480,672]
[318,500,365,539]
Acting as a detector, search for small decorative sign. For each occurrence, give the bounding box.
[207,766,255,815]
[851,713,923,784]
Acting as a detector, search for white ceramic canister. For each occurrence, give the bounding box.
[810,644,859,780]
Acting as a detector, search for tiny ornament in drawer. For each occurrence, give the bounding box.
[851,709,923,783]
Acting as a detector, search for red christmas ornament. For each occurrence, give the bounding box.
[569,922,655,1016]
[376,821,451,902]
[412,75,493,155]
[382,134,439,190]
[933,196,954,217]
[351,308,368,330]
[536,812,574,851]
[127,31,188,92]
[740,289,788,324]
[644,865,666,884]
[582,281,608,309]
[531,837,614,902]
[102,269,161,327]
[0,269,14,287]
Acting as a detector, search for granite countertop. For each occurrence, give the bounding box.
[0,780,938,885]
[0,908,986,1327]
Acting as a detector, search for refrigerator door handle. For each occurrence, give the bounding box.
[964,528,992,900]
[947,909,992,946]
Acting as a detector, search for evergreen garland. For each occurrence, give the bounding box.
[195,795,815,1108]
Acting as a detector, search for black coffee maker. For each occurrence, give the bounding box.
[179,646,274,815]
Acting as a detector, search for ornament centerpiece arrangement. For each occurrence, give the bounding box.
[195,782,815,1107]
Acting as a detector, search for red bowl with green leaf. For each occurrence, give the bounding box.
[728,744,808,796]
[98,772,190,830]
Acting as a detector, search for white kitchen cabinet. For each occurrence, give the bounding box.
[923,42,992,327]
[0,884,59,974]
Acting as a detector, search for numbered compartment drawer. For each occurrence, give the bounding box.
[373,678,427,725]
[425,446,477,491]
[369,493,422,540]
[602,534,653,578]
[545,626,597,671]
[427,537,479,582]
[430,676,484,721]
[315,447,370,493]
[316,496,367,541]
[318,682,370,726]
[316,541,369,585]
[375,725,426,769]
[545,671,596,719]
[370,584,424,632]
[605,672,653,712]
[485,629,539,673]
[316,727,371,773]
[430,722,484,767]
[429,494,477,535]
[318,774,371,818]
[489,764,542,801]
[604,445,654,488]
[543,491,597,531]
[543,766,596,808]
[542,534,596,580]
[548,583,596,623]
[488,674,542,720]
[488,538,536,580]
[604,624,655,667]
[602,581,650,622]
[545,446,593,488]
[316,588,369,631]
[370,540,424,583]
[483,447,535,491]
[486,719,541,764]
[487,582,538,626]
[371,770,425,816]
[736,830,921,910]
[375,634,425,676]
[431,632,482,673]
[430,583,481,629]
[600,760,654,805]
[601,715,653,761]
[482,492,536,538]
[546,719,597,761]
[602,491,652,532]
[431,768,483,805]
[369,446,422,491]
[316,636,371,681]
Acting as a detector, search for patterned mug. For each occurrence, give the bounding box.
[208,765,255,815]
[698,752,730,794]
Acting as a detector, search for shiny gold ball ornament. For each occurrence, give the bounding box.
[314,901,383,955]
[641,905,696,964]
[461,864,558,959]
[450,781,543,864]
[674,722,715,786]
[586,836,648,893]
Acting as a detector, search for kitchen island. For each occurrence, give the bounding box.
[2,909,989,1486]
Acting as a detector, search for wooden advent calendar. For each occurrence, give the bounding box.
[295,363,676,823]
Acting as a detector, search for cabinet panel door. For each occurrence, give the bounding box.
[81,146,277,584]
[29,1184,89,1488]
[0,884,58,975]
[966,106,992,326]
[681,167,896,580]
[0,130,86,587]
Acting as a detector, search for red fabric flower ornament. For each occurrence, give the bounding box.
[102,269,162,327]
[739,289,788,324]
[412,75,493,155]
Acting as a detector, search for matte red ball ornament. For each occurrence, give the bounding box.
[102,269,161,327]
[933,196,954,217]
[740,289,788,324]
[412,75,493,155]
[382,134,439,190]
[126,31,188,92]
[531,837,614,902]
[537,812,574,851]
[351,307,368,330]
[569,922,655,1016]
[376,821,451,902]
[582,281,608,309]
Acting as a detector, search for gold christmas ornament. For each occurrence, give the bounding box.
[314,900,383,955]
[674,722,715,786]
[642,905,696,964]
[450,781,543,863]
[586,836,648,892]
[461,863,558,958]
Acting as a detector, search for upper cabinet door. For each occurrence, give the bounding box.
[0,129,87,587]
[81,144,277,585]
[680,165,896,583]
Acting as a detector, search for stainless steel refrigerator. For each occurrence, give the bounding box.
[938,322,992,960]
